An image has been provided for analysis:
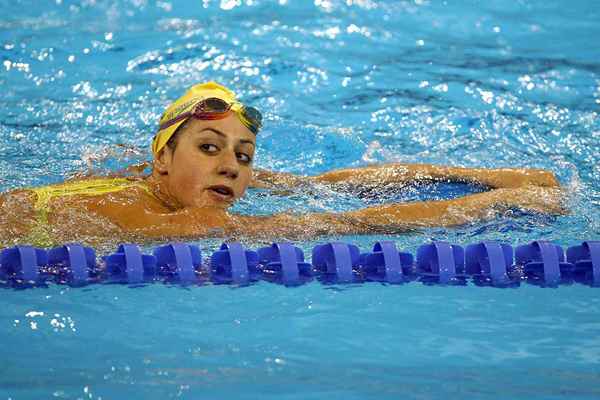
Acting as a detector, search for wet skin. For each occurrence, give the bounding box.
[0,113,258,246]
[0,109,565,247]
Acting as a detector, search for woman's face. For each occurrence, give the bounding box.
[155,113,256,209]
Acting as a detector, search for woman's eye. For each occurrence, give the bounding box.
[200,144,218,153]
[237,153,252,163]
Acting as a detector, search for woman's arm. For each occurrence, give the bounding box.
[115,186,564,240]
[250,164,559,190]
[235,186,564,238]
[0,190,38,246]
[313,163,560,189]
[339,185,564,230]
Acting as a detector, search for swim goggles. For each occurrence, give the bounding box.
[152,81,263,156]
[158,97,262,135]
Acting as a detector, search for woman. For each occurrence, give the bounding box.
[0,82,563,247]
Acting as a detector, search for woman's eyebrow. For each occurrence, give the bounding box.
[198,128,255,147]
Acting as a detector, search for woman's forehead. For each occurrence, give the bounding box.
[185,115,256,144]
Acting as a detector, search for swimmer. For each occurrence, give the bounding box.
[0,82,564,247]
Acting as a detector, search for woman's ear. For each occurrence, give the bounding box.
[153,147,173,175]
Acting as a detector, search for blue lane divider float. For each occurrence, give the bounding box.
[211,242,259,284]
[465,241,515,287]
[257,242,312,286]
[312,242,361,283]
[48,244,96,285]
[103,244,156,284]
[359,241,413,283]
[2,239,600,288]
[0,246,48,284]
[515,241,572,287]
[567,241,600,287]
[417,241,467,285]
[153,243,202,283]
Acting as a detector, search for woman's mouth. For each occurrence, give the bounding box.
[207,185,234,202]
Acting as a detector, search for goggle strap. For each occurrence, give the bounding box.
[158,110,193,131]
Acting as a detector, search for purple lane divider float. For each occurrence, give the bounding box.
[359,241,413,283]
[567,241,600,287]
[103,244,157,283]
[48,243,96,285]
[257,242,312,286]
[312,242,361,283]
[210,242,259,284]
[416,241,466,285]
[153,243,202,283]
[0,245,48,284]
[465,241,515,287]
[2,239,600,288]
[515,241,572,287]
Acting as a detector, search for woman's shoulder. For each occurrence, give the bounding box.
[3,175,162,214]
[0,188,36,207]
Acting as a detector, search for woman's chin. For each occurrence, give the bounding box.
[187,195,233,209]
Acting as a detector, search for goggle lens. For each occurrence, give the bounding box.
[194,98,231,116]
[240,106,263,134]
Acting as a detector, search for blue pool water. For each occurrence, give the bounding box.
[1,0,600,398]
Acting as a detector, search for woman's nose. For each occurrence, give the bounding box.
[217,151,239,179]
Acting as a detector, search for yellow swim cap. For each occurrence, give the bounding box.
[151,81,246,156]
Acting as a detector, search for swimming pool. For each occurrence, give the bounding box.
[1,0,600,398]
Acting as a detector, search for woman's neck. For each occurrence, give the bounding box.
[145,171,184,211]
